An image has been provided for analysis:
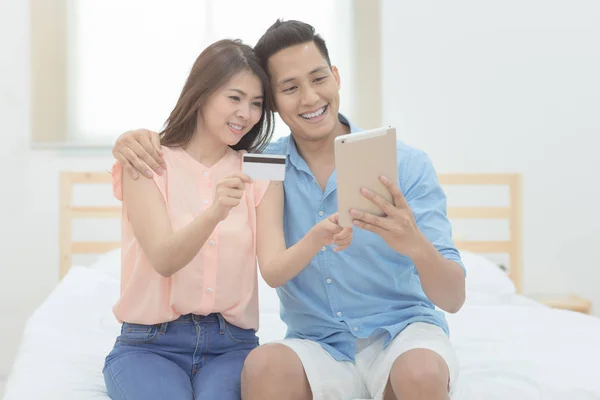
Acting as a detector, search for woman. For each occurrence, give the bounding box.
[102,39,352,400]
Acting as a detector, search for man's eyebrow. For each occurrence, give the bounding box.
[228,88,263,99]
[309,66,329,75]
[277,66,330,86]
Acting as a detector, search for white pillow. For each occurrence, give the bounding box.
[460,250,516,294]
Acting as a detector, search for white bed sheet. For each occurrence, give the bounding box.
[4,266,600,400]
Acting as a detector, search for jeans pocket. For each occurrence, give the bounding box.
[117,322,159,344]
[224,322,259,344]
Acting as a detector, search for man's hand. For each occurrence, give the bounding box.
[350,176,426,258]
[113,129,165,179]
[352,175,466,313]
[311,213,353,252]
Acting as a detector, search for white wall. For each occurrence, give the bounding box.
[0,0,116,386]
[381,0,600,314]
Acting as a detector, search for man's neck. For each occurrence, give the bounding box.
[293,118,350,166]
[293,117,350,190]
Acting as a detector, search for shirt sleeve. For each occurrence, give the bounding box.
[111,161,168,203]
[400,150,466,275]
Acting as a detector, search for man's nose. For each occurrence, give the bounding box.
[300,87,319,106]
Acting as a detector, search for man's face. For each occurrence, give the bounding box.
[267,41,341,143]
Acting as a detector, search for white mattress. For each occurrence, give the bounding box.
[4,259,600,399]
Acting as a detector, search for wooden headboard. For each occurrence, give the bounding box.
[439,174,522,293]
[59,171,522,292]
[59,172,121,278]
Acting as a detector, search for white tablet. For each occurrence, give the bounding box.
[334,126,398,228]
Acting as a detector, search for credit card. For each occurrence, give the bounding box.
[242,153,286,181]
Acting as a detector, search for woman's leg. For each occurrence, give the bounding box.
[103,319,195,400]
[192,314,258,400]
[192,348,252,400]
[104,351,193,400]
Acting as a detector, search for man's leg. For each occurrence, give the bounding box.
[383,348,449,400]
[358,323,459,400]
[241,343,312,400]
[241,339,368,400]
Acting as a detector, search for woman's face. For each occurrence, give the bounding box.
[198,69,264,147]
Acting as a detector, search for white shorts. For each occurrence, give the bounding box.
[275,322,459,400]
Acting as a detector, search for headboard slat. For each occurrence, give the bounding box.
[58,171,523,292]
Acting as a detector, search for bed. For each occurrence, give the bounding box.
[4,172,600,400]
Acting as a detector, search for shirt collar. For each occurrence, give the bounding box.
[286,113,361,171]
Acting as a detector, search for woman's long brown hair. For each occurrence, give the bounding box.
[159,39,274,153]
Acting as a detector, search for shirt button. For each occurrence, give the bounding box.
[203,199,209,205]
[353,326,359,332]
[206,288,212,294]
[209,240,215,246]
[326,278,332,284]
[203,171,209,177]
[318,210,324,217]
[336,311,342,317]
[321,246,326,252]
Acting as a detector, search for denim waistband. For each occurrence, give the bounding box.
[170,313,226,333]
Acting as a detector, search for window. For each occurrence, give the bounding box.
[32,0,356,145]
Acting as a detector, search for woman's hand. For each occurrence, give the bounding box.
[310,213,353,252]
[208,172,253,222]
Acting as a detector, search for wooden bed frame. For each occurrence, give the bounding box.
[59,172,523,292]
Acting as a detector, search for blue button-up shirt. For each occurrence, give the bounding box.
[263,114,465,362]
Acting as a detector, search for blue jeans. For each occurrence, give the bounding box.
[102,313,258,400]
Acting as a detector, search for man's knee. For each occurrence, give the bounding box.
[241,343,311,398]
[242,344,301,379]
[389,349,449,392]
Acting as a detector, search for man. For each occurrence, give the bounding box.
[112,19,466,400]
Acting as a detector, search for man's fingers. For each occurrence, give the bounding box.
[149,131,163,156]
[349,208,391,230]
[140,135,165,172]
[380,176,408,208]
[122,147,153,178]
[113,152,138,180]
[128,140,163,176]
[117,157,139,180]
[351,219,383,236]
[124,163,139,180]
[361,188,396,215]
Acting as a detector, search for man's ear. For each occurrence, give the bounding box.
[331,65,341,89]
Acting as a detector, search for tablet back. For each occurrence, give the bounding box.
[334,127,398,228]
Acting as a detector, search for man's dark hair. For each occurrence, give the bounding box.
[254,19,331,76]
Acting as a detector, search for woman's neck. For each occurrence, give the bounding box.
[184,129,229,167]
